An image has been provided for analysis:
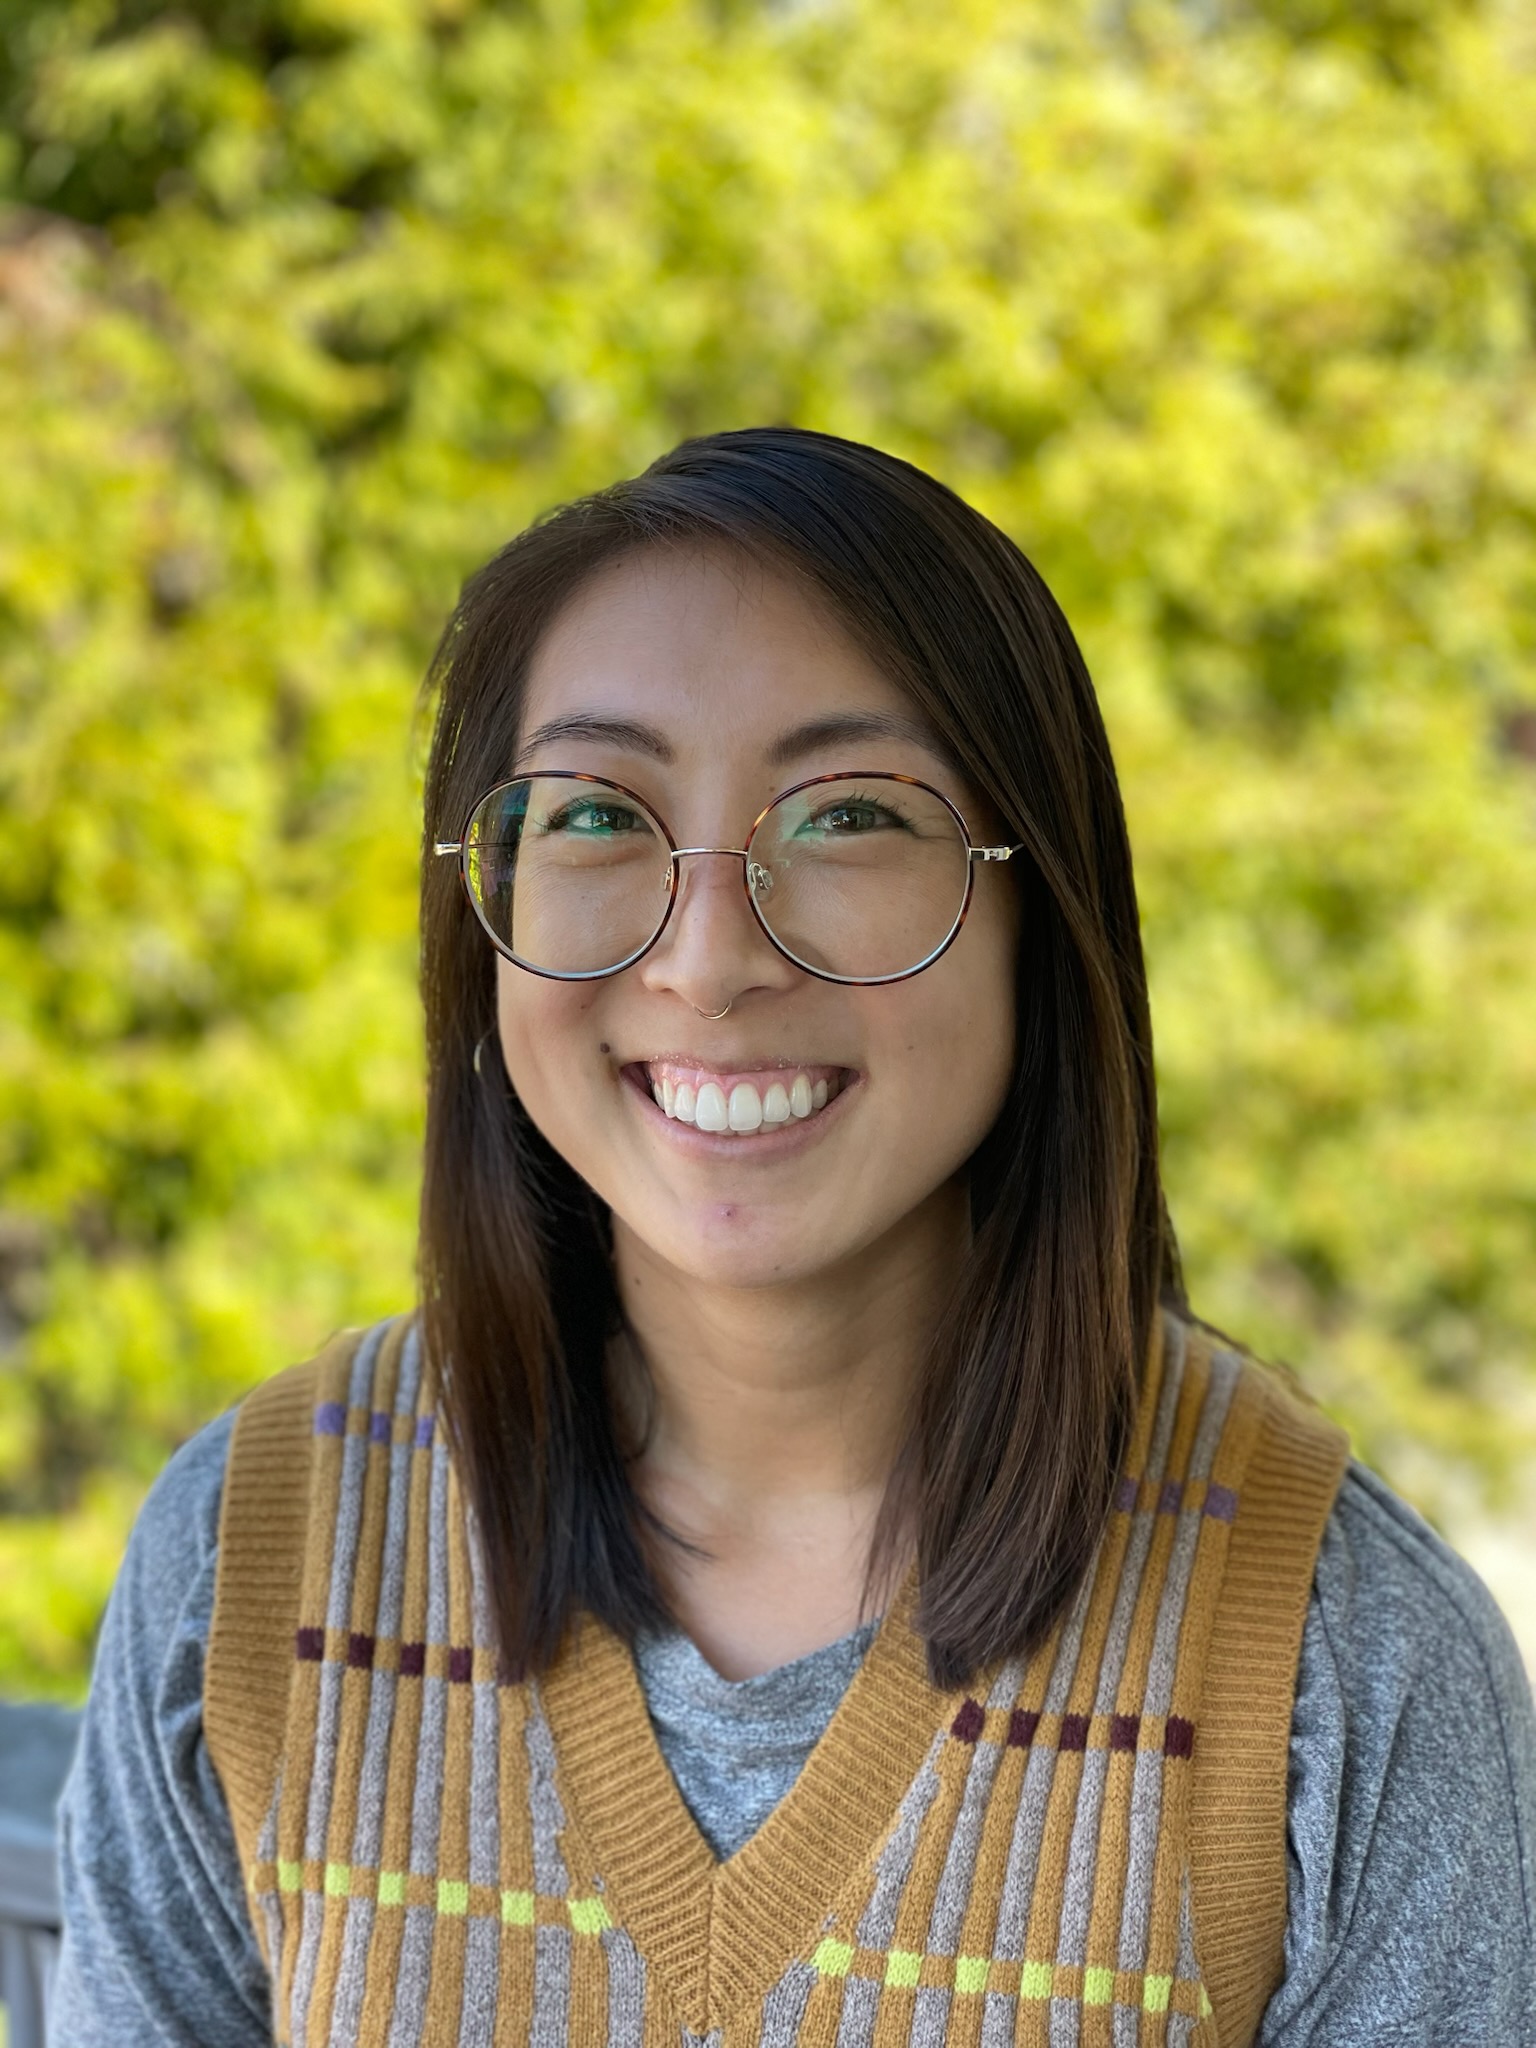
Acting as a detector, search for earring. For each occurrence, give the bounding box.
[472,1030,494,1079]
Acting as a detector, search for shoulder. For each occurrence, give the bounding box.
[1315,1458,1531,1703]
[1259,1458,1536,2041]
[108,1401,239,1656]
[1299,1458,1535,1886]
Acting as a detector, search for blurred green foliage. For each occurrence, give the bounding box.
[1,0,1533,1697]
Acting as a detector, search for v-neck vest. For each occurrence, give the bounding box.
[205,1307,1348,2048]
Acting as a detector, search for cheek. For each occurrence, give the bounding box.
[493,962,590,1136]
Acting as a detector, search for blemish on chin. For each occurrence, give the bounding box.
[599,1041,611,1054]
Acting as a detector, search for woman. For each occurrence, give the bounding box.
[52,429,1534,2046]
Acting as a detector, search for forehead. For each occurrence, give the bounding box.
[516,545,958,771]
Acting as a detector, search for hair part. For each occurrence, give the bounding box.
[417,425,1184,1690]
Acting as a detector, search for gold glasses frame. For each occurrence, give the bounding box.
[433,768,1027,987]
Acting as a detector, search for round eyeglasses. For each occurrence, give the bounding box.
[434,769,1026,986]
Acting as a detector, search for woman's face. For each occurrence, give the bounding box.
[495,546,1020,1291]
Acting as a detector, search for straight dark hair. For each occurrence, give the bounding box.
[418,426,1185,1690]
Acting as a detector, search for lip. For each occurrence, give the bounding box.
[619,1061,861,1159]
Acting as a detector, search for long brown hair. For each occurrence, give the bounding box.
[418,426,1184,1689]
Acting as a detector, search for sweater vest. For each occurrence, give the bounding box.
[204,1307,1349,2048]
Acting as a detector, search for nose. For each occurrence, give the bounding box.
[636,847,794,1008]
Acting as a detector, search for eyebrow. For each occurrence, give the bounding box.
[512,709,964,776]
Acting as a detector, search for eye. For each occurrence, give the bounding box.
[539,798,645,836]
[800,793,911,834]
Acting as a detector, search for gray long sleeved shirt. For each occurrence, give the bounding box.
[50,1406,1536,2046]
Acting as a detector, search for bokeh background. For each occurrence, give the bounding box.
[1,0,1533,1702]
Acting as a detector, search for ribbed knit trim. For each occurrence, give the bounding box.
[1188,1356,1350,2044]
[204,1324,371,1955]
[540,1559,949,2033]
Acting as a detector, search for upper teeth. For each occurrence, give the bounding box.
[647,1066,838,1133]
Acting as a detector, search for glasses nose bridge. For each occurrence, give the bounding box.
[667,843,778,905]
[671,843,749,862]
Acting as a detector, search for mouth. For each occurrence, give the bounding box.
[619,1056,859,1146]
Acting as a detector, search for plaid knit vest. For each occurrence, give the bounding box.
[204,1308,1348,2048]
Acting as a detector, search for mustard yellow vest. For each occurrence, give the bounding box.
[204,1308,1348,2047]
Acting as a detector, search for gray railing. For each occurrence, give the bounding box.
[0,1701,82,2048]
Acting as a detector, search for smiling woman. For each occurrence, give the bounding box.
[49,431,1535,2048]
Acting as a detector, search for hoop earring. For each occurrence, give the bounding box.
[472,1029,496,1080]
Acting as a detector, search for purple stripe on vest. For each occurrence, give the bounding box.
[1059,1713,1090,1752]
[1007,1708,1039,1749]
[448,1646,474,1684]
[398,1641,426,1677]
[1158,1478,1184,1513]
[1112,1474,1139,1513]
[296,1626,325,1662]
[413,1415,435,1449]
[950,1698,986,1742]
[347,1632,376,1670]
[314,1402,347,1437]
[1110,1713,1141,1752]
[368,1410,391,1444]
[1164,1715,1195,1758]
[1204,1482,1239,1522]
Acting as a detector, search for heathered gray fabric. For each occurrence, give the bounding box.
[48,1412,1536,2047]
[631,1613,882,1860]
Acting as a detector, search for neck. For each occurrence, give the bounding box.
[606,1181,969,1610]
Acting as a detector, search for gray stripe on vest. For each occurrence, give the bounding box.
[923,1657,1025,1958]
[1116,1348,1240,1976]
[325,1326,426,2048]
[600,1926,646,2048]
[524,1692,571,1893]
[988,1316,1191,1975]
[853,1730,945,1949]
[681,2028,722,2048]
[343,1328,423,1872]
[984,1554,1097,1964]
[1055,1313,1192,1977]
[326,1897,377,2048]
[454,1506,502,2048]
[757,1958,817,2048]
[1144,1348,1239,1719]
[457,1914,501,2048]
[832,1969,881,2048]
[1176,1865,1200,1978]
[287,1321,389,2047]
[911,1983,953,2046]
[405,1434,453,1875]
[1112,1996,1140,2048]
[980,1990,1018,2048]
[524,1693,572,2045]
[529,1926,573,2048]
[388,1905,436,2048]
[254,1776,285,2000]
[386,1432,453,2048]
[465,1528,501,1888]
[1162,1871,1203,2048]
[1048,1992,1080,2048]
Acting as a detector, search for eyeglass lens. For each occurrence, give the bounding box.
[462,775,972,981]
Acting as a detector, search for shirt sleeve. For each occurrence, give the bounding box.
[49,1404,273,2048]
[1254,1460,1536,2047]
